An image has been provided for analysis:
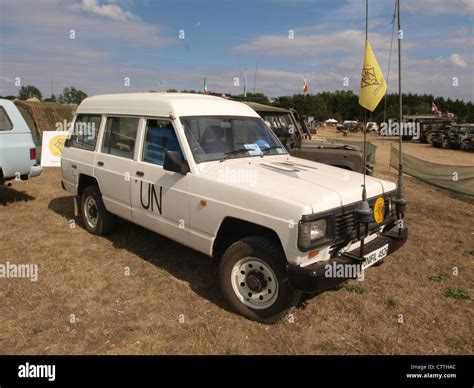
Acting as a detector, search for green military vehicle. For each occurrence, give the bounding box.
[244,102,372,175]
[431,127,451,148]
[459,125,474,151]
[403,115,455,143]
[431,124,474,150]
[461,132,474,151]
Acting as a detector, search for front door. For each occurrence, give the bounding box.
[131,118,191,245]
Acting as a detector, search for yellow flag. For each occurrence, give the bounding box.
[359,41,387,112]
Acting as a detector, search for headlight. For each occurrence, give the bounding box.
[298,219,327,249]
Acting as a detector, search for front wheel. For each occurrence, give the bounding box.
[218,236,300,323]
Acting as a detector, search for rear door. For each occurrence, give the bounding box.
[94,116,141,221]
[61,113,102,194]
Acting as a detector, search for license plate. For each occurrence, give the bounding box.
[362,243,389,270]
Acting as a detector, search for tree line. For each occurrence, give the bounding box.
[0,85,88,104]
[169,89,474,123]
[272,91,474,123]
[2,85,473,122]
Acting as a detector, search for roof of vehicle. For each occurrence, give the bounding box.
[77,93,260,118]
[243,102,291,113]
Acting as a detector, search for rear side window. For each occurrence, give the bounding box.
[101,116,139,159]
[68,114,101,150]
[142,119,183,166]
[0,106,13,131]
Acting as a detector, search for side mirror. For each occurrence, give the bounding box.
[163,151,189,175]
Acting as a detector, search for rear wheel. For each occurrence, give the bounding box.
[81,185,116,235]
[218,236,300,323]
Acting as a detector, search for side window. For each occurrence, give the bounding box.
[101,116,139,159]
[0,106,13,131]
[68,114,101,150]
[142,119,183,166]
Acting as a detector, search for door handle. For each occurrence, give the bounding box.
[71,164,77,169]
[97,161,104,167]
[136,171,145,177]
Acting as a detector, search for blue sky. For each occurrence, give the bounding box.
[0,0,472,100]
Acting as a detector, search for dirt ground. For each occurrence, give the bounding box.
[0,141,473,355]
[317,127,474,168]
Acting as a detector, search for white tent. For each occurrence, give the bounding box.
[325,119,337,123]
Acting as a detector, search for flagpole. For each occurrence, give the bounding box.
[355,0,373,260]
[362,0,368,201]
[365,0,368,40]
[394,0,407,226]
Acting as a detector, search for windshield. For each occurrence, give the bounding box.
[260,112,294,131]
[180,116,287,163]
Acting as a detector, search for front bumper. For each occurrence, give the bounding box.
[287,224,408,293]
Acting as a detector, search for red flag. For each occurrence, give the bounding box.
[303,79,309,94]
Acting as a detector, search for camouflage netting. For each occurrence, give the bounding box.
[325,138,377,164]
[390,144,474,197]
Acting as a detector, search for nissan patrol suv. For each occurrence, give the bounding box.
[61,93,407,323]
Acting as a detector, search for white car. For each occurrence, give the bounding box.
[366,121,379,132]
[0,99,42,183]
[61,93,407,323]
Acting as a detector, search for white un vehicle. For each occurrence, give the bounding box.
[61,93,407,323]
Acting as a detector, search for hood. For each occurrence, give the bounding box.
[301,139,362,152]
[198,155,397,214]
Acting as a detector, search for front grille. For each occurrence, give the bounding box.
[329,193,397,256]
[335,212,356,241]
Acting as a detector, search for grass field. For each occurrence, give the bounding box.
[0,141,473,355]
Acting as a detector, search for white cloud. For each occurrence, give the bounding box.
[404,0,474,16]
[233,28,398,58]
[449,54,468,68]
[73,0,138,22]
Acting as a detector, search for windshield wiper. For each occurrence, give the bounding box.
[219,148,249,162]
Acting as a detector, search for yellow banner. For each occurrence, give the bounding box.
[359,40,387,112]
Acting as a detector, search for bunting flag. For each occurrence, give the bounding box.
[432,102,441,115]
[303,79,309,94]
